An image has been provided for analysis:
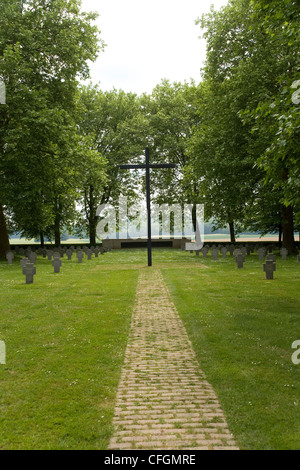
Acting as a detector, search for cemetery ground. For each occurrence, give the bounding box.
[0,247,299,450]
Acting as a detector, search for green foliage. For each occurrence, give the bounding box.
[140,79,199,206]
[0,0,103,246]
[191,0,299,246]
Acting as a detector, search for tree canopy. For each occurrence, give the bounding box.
[0,0,298,255]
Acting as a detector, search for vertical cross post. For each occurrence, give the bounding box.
[120,147,175,267]
[145,147,152,266]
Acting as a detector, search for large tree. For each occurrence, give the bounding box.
[186,79,261,243]
[193,0,299,250]
[75,85,147,243]
[140,79,201,231]
[0,0,102,255]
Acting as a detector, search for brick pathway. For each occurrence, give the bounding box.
[108,269,238,450]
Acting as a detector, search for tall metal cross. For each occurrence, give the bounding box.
[120,147,175,266]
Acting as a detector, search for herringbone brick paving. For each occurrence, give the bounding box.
[108,269,238,450]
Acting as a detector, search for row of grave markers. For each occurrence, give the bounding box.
[186,244,294,260]
[186,244,300,280]
[5,245,111,284]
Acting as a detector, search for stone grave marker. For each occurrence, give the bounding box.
[236,253,244,269]
[6,251,14,265]
[211,248,218,260]
[47,250,53,260]
[226,245,233,256]
[86,248,93,260]
[263,259,276,280]
[257,247,266,261]
[221,247,228,258]
[94,247,100,257]
[201,246,209,258]
[280,247,288,260]
[52,255,62,273]
[77,250,84,263]
[23,262,36,284]
[66,249,73,260]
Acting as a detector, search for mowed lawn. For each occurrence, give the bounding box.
[161,250,300,450]
[0,250,139,450]
[0,247,299,449]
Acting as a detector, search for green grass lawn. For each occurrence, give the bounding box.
[0,247,299,449]
[161,251,300,450]
[0,252,139,450]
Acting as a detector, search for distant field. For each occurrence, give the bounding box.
[9,238,90,245]
[9,233,300,245]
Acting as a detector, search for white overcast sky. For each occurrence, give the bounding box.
[80,0,229,95]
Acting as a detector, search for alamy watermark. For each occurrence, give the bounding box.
[291,80,300,105]
[96,196,204,250]
[0,341,6,364]
[0,80,6,105]
[291,340,300,365]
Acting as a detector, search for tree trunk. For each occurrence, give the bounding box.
[229,221,235,244]
[89,219,96,245]
[88,185,97,245]
[54,214,61,246]
[40,231,45,248]
[278,222,282,247]
[0,204,10,259]
[281,205,296,254]
[192,203,197,233]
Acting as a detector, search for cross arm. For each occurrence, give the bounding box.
[120,164,176,169]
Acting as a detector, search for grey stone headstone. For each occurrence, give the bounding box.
[236,253,244,269]
[52,256,62,273]
[220,247,228,258]
[86,249,93,260]
[94,248,100,257]
[257,247,266,261]
[266,253,276,263]
[47,250,53,260]
[201,246,209,258]
[23,262,36,284]
[211,248,218,260]
[280,247,288,260]
[263,259,276,279]
[77,250,84,263]
[6,251,14,264]
[227,245,234,256]
[66,249,73,260]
